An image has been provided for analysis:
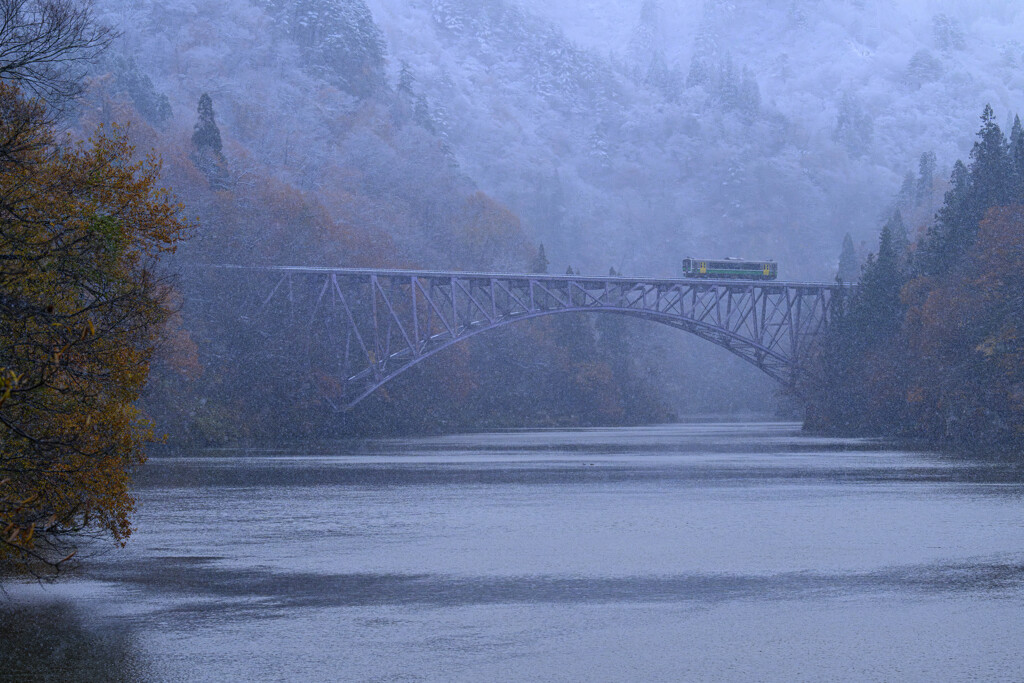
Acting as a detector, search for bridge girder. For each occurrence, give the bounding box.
[242,268,845,410]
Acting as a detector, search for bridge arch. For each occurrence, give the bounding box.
[244,267,844,410]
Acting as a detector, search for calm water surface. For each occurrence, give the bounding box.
[4,422,1024,681]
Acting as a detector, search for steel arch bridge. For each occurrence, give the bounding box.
[237,267,846,410]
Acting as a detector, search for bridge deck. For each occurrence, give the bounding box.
[211,264,842,289]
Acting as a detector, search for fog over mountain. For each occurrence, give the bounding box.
[368,0,1024,277]
[92,0,1024,278]
[80,0,1024,426]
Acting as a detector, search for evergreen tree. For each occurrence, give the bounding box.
[530,243,549,274]
[802,224,908,435]
[807,106,1024,445]
[919,106,1016,276]
[967,104,1011,213]
[686,55,710,88]
[916,151,936,205]
[397,60,415,98]
[834,92,873,156]
[836,232,859,283]
[905,49,943,88]
[885,209,909,270]
[932,14,965,52]
[851,224,905,348]
[108,55,172,127]
[738,67,760,117]
[717,57,740,110]
[413,95,435,132]
[917,160,970,276]
[639,0,660,27]
[644,52,679,102]
[897,171,915,208]
[1010,115,1024,202]
[267,0,386,99]
[190,93,228,189]
[191,93,222,154]
[627,0,659,77]
[827,223,906,434]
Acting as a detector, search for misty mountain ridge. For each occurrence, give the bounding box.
[91,0,1024,279]
[367,0,1024,277]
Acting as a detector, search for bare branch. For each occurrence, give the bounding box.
[0,0,114,107]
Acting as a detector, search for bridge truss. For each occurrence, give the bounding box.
[240,267,845,410]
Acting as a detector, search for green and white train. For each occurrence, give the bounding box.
[681,257,778,280]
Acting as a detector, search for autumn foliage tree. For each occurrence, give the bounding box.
[0,82,188,573]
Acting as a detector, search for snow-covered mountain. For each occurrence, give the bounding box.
[91,0,1024,280]
[368,0,1024,277]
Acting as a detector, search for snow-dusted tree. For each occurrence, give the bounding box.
[397,60,415,98]
[1008,115,1024,202]
[267,0,386,99]
[107,55,172,126]
[916,151,936,206]
[627,0,660,79]
[686,55,711,88]
[738,67,760,117]
[413,94,435,133]
[905,50,942,89]
[837,233,859,283]
[191,93,228,189]
[717,57,739,110]
[884,210,909,270]
[834,93,873,157]
[968,104,1011,211]
[932,14,965,52]
[588,129,610,166]
[897,171,915,208]
[430,0,466,34]
[645,52,679,102]
[787,1,808,29]
[192,93,221,153]
[530,243,549,274]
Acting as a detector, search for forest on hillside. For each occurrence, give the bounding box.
[75,0,1024,438]
[802,105,1024,451]
[6,0,1023,449]
[82,0,677,443]
[75,0,1024,443]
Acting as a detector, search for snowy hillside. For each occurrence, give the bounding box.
[88,0,1024,280]
[368,0,1024,278]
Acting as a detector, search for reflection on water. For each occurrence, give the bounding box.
[3,422,1024,681]
[84,557,1024,610]
[0,601,148,682]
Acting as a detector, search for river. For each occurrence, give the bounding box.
[3,422,1024,681]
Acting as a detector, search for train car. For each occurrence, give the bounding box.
[682,257,778,280]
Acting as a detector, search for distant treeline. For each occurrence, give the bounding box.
[801,105,1024,451]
